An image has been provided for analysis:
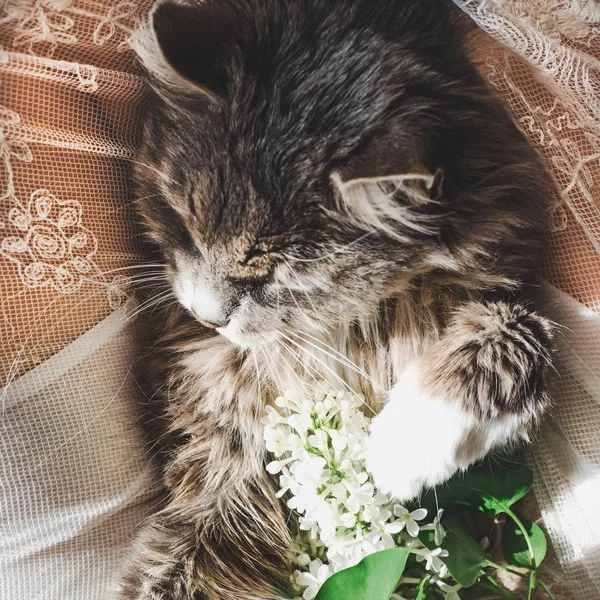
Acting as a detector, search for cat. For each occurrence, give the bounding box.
[121,0,555,598]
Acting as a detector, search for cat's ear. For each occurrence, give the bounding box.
[132,0,237,102]
[331,138,444,239]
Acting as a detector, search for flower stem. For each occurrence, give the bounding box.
[526,570,537,600]
[503,506,536,568]
[537,579,556,600]
[398,576,422,584]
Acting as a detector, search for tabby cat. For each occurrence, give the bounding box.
[121,0,554,598]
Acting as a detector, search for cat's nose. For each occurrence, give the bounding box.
[197,318,220,329]
[190,310,228,329]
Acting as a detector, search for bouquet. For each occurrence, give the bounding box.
[262,382,553,600]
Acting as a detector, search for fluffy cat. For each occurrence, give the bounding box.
[122,0,555,598]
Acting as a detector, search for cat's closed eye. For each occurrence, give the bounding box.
[243,247,270,264]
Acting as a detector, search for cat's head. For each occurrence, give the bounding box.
[132,0,546,347]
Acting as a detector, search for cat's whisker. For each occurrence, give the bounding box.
[281,258,321,320]
[287,328,383,391]
[251,350,263,408]
[279,332,376,415]
[122,157,185,189]
[262,341,328,464]
[0,264,171,413]
[259,343,283,391]
[122,290,175,324]
[273,342,312,401]
[84,263,167,279]
[282,281,304,319]
[84,276,169,292]
[1,285,93,410]
[25,362,135,475]
[74,267,168,292]
[275,340,336,467]
[123,279,171,290]
[275,339,330,402]
[259,345,291,424]
[277,339,368,443]
[281,231,373,263]
[119,192,164,207]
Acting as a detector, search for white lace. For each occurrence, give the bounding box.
[456,2,600,595]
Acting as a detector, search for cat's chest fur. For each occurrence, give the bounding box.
[166,291,445,424]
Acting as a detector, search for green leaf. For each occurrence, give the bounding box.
[315,548,409,600]
[414,577,428,600]
[419,457,533,517]
[422,516,492,587]
[503,514,547,568]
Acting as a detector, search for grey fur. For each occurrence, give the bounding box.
[121,0,556,598]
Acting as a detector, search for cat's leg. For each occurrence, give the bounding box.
[119,425,292,600]
[366,301,554,501]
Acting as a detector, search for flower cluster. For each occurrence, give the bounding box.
[262,382,453,600]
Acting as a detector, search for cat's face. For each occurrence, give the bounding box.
[133,0,545,347]
[141,136,427,347]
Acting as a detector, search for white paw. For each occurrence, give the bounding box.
[365,366,479,501]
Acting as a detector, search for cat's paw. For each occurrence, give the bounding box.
[365,365,476,501]
[365,364,529,501]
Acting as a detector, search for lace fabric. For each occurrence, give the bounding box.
[457,2,600,595]
[0,0,599,598]
[458,0,600,309]
[0,0,152,383]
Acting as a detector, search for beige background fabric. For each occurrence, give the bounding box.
[0,0,153,384]
[456,3,600,596]
[0,1,599,598]
[0,302,160,600]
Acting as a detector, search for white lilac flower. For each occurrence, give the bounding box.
[436,580,462,599]
[307,429,331,458]
[264,426,291,456]
[339,410,367,438]
[287,483,323,514]
[340,511,357,528]
[433,508,446,545]
[267,457,295,474]
[346,482,375,514]
[276,467,296,498]
[287,433,305,453]
[361,492,389,523]
[275,392,301,412]
[328,429,348,460]
[296,559,330,600]
[262,383,450,598]
[292,455,328,486]
[261,405,283,427]
[393,505,428,537]
[344,530,383,562]
[288,412,313,435]
[301,500,340,540]
[366,514,406,549]
[326,532,357,562]
[295,553,312,567]
[343,468,369,489]
[414,547,450,574]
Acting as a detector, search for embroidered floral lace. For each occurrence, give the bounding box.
[0,1,599,598]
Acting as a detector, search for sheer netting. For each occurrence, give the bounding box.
[0,2,160,599]
[455,2,600,596]
[0,1,599,598]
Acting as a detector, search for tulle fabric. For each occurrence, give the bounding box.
[0,0,599,597]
